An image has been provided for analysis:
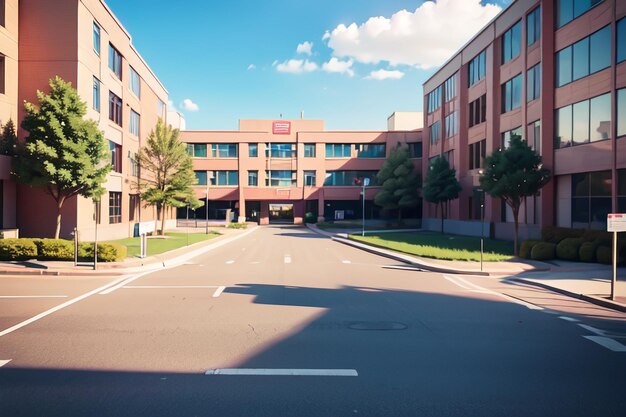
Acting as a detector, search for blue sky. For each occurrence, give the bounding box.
[105,0,512,131]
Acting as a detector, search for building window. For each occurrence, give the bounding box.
[429,121,441,144]
[325,144,351,158]
[527,6,541,46]
[468,139,486,170]
[93,22,101,55]
[0,55,5,94]
[92,77,100,112]
[468,50,486,87]
[129,109,140,136]
[571,170,611,229]
[210,171,238,186]
[427,86,442,113]
[468,95,486,128]
[556,25,610,87]
[129,194,139,222]
[267,143,295,158]
[248,143,258,157]
[303,143,316,157]
[555,93,611,148]
[528,120,541,154]
[187,144,207,158]
[248,171,258,186]
[109,92,122,126]
[468,188,485,221]
[618,89,626,138]
[157,99,165,119]
[108,43,122,80]
[304,170,316,186]
[502,126,522,149]
[444,74,456,102]
[618,18,626,64]
[211,143,238,158]
[266,170,296,187]
[323,171,378,186]
[357,144,385,158]
[501,74,522,114]
[557,0,603,28]
[109,141,122,173]
[527,63,541,102]
[444,112,458,138]
[502,21,521,64]
[195,171,207,186]
[109,192,122,224]
[408,143,422,158]
[129,66,141,98]
[129,152,139,177]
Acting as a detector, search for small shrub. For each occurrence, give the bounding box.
[519,240,541,259]
[304,212,317,224]
[0,238,38,261]
[227,222,248,229]
[35,239,74,261]
[78,242,126,262]
[579,241,599,263]
[556,237,584,261]
[596,246,613,265]
[581,229,611,244]
[531,242,556,261]
[541,226,584,244]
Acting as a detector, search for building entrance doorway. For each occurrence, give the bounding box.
[269,203,294,224]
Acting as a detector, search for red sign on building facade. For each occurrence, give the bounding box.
[272,121,291,135]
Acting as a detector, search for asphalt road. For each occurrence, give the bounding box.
[1,225,626,417]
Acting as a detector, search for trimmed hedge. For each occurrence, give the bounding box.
[519,240,542,260]
[78,242,127,262]
[541,226,585,244]
[227,222,248,229]
[0,238,38,261]
[596,246,613,265]
[556,237,584,261]
[34,239,74,261]
[579,241,599,263]
[531,242,556,261]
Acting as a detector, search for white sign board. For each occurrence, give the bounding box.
[363,178,370,187]
[607,214,626,232]
[138,221,156,235]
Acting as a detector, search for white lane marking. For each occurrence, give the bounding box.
[0,275,132,337]
[583,336,626,352]
[226,260,235,264]
[444,274,543,310]
[578,324,606,336]
[559,316,579,322]
[99,271,154,295]
[0,295,68,299]
[212,286,226,298]
[443,275,474,290]
[342,260,351,264]
[205,368,358,377]
[0,359,11,367]
[123,286,222,289]
[284,255,291,264]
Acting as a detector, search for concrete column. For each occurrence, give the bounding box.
[317,192,325,222]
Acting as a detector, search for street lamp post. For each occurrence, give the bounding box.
[205,183,209,234]
[478,169,485,272]
[362,178,370,237]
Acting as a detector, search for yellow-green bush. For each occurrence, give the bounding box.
[78,242,127,262]
[227,222,248,229]
[556,237,584,261]
[0,239,38,261]
[519,240,542,259]
[35,239,74,261]
[531,242,556,261]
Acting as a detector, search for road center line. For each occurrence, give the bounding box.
[0,295,68,299]
[0,360,11,367]
[205,368,358,376]
[212,286,226,298]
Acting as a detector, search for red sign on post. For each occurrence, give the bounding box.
[272,121,291,135]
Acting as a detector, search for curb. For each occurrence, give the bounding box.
[510,277,626,313]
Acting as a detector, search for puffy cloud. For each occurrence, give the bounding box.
[247,64,256,70]
[325,0,501,69]
[365,69,405,80]
[322,58,354,77]
[296,41,314,56]
[181,99,199,112]
[275,59,318,74]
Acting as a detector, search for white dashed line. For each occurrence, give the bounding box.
[0,360,11,367]
[205,368,358,377]
[212,286,226,298]
[443,274,543,310]
[0,295,68,299]
[558,316,579,322]
[342,260,351,264]
[226,260,235,264]
[583,336,626,352]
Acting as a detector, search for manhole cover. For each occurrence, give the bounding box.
[348,321,407,331]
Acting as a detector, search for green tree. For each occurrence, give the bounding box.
[479,134,550,255]
[0,119,17,156]
[14,77,110,239]
[374,144,421,221]
[137,119,202,235]
[423,156,462,232]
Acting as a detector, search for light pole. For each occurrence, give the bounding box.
[362,178,370,237]
[478,169,485,272]
[205,183,209,234]
[93,199,98,271]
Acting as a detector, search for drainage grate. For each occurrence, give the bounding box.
[348,321,408,331]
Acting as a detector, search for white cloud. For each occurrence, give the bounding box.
[247,64,256,70]
[296,41,314,56]
[181,99,199,112]
[275,59,318,74]
[325,0,501,69]
[365,69,405,80]
[322,57,354,77]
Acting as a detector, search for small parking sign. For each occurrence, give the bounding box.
[607,214,626,232]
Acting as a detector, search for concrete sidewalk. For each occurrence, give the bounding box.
[307,223,626,312]
[0,226,257,277]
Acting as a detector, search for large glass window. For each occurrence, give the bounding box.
[572,100,590,146]
[109,192,122,224]
[590,93,611,142]
[109,141,122,173]
[187,144,207,158]
[556,25,610,87]
[303,144,316,157]
[93,22,101,55]
[211,171,238,186]
[468,50,486,87]
[444,74,456,102]
[528,120,541,153]
[304,170,316,186]
[92,77,100,112]
[501,74,522,113]
[129,109,139,136]
[618,18,626,64]
[558,0,604,28]
[248,143,258,157]
[429,121,441,144]
[468,139,486,170]
[267,143,295,158]
[108,43,122,80]
[248,171,258,186]
[195,171,207,186]
[266,170,296,187]
[445,112,458,138]
[325,144,351,158]
[323,171,379,186]
[556,106,573,148]
[469,95,486,127]
[109,92,122,126]
[129,66,141,98]
[527,63,541,102]
[211,144,238,158]
[571,170,611,229]
[618,89,626,137]
[527,7,541,46]
[502,21,522,64]
[357,144,385,158]
[427,86,442,113]
[555,93,611,148]
[502,127,522,148]
[408,143,422,158]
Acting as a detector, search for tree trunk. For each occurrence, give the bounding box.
[54,195,66,239]
[512,204,520,257]
[160,205,167,236]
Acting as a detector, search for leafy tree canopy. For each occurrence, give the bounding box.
[423,156,461,205]
[374,144,420,220]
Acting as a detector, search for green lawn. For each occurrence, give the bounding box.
[350,231,514,262]
[104,232,220,258]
